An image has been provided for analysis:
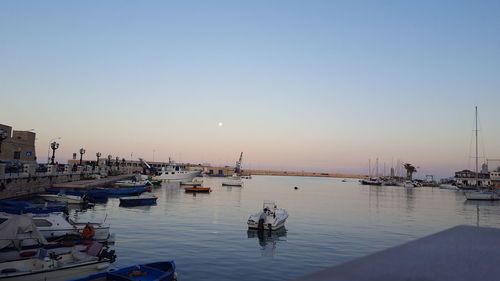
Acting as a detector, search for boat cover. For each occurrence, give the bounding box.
[0,213,48,249]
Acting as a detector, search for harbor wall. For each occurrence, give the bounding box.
[0,164,137,199]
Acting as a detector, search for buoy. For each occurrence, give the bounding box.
[294,186,298,190]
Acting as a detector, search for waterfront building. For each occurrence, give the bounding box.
[0,124,36,163]
[454,169,491,187]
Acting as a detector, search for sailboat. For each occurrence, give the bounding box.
[464,107,499,200]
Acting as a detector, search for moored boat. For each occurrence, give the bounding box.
[39,193,87,204]
[360,178,382,186]
[184,187,211,193]
[0,200,67,215]
[222,175,243,187]
[0,212,112,245]
[464,190,500,200]
[0,242,116,281]
[180,181,202,186]
[68,260,176,281]
[247,200,288,231]
[119,194,158,206]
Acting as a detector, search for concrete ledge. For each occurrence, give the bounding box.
[293,225,500,281]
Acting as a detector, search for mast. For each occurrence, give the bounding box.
[475,106,479,188]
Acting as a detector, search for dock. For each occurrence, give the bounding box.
[294,225,500,281]
[52,174,134,189]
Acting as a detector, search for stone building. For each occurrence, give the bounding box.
[0,124,36,163]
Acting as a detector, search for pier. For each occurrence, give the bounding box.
[294,225,500,281]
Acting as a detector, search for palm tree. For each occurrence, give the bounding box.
[403,163,417,180]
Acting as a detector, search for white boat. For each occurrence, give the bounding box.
[464,190,500,200]
[403,181,421,188]
[0,213,112,246]
[142,164,201,182]
[222,175,243,187]
[115,180,148,187]
[0,242,115,281]
[180,180,202,186]
[463,107,498,201]
[38,193,85,204]
[247,201,288,231]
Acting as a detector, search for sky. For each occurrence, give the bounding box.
[1,0,499,178]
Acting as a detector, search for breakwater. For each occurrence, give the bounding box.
[243,169,367,179]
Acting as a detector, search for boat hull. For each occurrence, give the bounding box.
[151,170,200,182]
[464,191,500,200]
[0,259,110,281]
[184,187,211,193]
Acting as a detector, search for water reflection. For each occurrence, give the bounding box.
[247,228,287,257]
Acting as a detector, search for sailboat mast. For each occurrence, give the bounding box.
[475,106,479,188]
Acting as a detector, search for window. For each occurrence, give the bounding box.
[33,219,53,227]
[13,151,21,160]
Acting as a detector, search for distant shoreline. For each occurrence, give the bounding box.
[242,169,367,179]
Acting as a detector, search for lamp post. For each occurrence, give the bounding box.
[0,129,7,153]
[50,142,60,165]
[107,155,112,167]
[47,137,61,164]
[96,152,101,166]
[79,148,86,165]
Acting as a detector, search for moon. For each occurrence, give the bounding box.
[218,122,223,127]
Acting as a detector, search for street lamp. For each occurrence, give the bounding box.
[96,152,101,165]
[79,148,86,165]
[0,129,8,153]
[50,142,60,165]
[107,155,112,166]
[47,137,61,164]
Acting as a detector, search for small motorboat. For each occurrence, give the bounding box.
[97,186,149,197]
[360,178,382,186]
[403,180,422,188]
[0,242,116,281]
[180,181,202,186]
[68,261,176,281]
[119,194,158,206]
[222,175,243,187]
[39,193,87,204]
[0,212,113,245]
[247,200,288,231]
[0,200,67,215]
[184,187,211,193]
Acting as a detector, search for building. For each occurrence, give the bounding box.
[0,124,36,163]
[454,169,491,187]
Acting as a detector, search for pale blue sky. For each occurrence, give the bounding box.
[1,0,499,177]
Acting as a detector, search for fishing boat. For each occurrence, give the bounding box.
[0,212,112,244]
[0,200,67,215]
[463,107,499,201]
[184,187,211,193]
[119,194,158,206]
[222,175,243,187]
[140,159,201,182]
[247,200,288,231]
[0,242,116,281]
[39,193,87,204]
[68,261,176,281]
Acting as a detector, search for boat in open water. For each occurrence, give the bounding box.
[247,201,288,231]
[184,187,211,193]
[222,175,243,187]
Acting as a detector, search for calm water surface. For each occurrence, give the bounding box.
[70,176,500,281]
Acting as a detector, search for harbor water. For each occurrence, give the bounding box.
[71,176,500,281]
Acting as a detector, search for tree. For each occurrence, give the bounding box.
[403,163,417,180]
